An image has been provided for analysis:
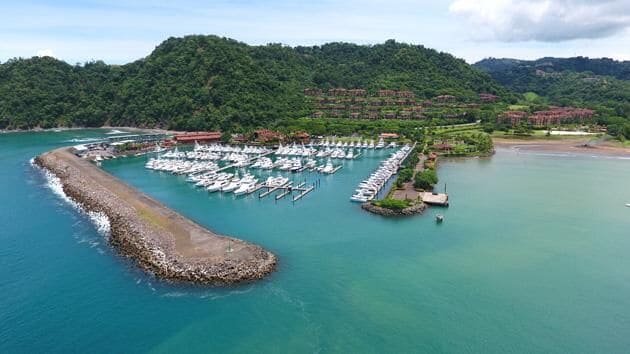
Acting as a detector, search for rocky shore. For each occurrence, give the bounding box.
[361,202,427,216]
[35,148,277,285]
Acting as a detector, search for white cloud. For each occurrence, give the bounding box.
[449,0,630,42]
[36,48,55,58]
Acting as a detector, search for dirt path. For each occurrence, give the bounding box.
[391,153,425,201]
[493,137,630,157]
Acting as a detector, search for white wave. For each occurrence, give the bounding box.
[87,210,111,237]
[36,163,111,237]
[105,129,128,135]
[64,137,103,143]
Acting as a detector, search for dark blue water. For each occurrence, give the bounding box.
[2,130,630,353]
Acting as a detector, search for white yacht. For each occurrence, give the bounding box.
[322,159,335,174]
[207,179,230,192]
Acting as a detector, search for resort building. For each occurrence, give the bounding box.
[479,93,499,102]
[174,132,222,144]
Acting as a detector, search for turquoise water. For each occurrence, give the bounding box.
[2,130,630,353]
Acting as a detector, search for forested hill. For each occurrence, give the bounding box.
[475,57,630,81]
[0,35,506,131]
[474,56,630,127]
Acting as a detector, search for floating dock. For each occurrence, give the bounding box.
[323,165,343,174]
[258,180,316,202]
[292,186,315,202]
[420,192,449,207]
[258,181,290,198]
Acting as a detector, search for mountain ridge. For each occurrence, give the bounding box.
[0,35,506,131]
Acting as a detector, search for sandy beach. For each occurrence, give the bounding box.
[493,137,630,157]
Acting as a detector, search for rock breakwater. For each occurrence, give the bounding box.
[361,202,427,216]
[35,148,277,285]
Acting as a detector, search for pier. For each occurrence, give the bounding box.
[293,185,315,202]
[420,192,449,206]
[258,180,317,202]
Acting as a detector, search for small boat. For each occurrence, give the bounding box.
[435,214,444,223]
[626,203,630,207]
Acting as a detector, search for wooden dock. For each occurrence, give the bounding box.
[420,192,449,206]
[323,165,343,174]
[257,180,317,202]
[258,181,290,198]
[293,186,315,202]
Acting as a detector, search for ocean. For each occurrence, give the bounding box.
[1,129,630,353]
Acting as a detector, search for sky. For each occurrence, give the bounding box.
[1,0,629,64]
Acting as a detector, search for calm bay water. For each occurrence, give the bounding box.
[1,130,630,353]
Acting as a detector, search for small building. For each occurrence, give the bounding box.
[479,93,499,103]
[174,131,222,144]
[397,90,415,98]
[433,95,456,104]
[293,132,310,143]
[378,89,397,97]
[107,133,167,144]
[303,88,323,96]
[379,133,399,139]
[348,89,367,96]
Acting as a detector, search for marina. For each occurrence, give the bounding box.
[140,140,394,203]
[350,144,414,202]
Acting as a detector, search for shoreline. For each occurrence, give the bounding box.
[1,126,179,135]
[35,147,277,285]
[492,137,630,157]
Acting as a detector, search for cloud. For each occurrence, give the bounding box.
[36,48,55,57]
[449,0,630,42]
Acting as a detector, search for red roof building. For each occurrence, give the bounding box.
[379,133,399,139]
[174,131,222,144]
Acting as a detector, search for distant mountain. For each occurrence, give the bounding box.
[475,57,630,81]
[0,35,506,130]
[475,57,630,113]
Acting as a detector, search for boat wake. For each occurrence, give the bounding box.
[31,158,111,237]
[508,147,630,160]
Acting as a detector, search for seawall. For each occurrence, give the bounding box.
[35,148,277,285]
[361,202,427,216]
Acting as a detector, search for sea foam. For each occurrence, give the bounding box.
[64,137,103,143]
[105,129,128,135]
[31,158,111,237]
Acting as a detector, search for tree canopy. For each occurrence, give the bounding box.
[0,35,506,131]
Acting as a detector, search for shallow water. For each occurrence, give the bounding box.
[1,130,630,353]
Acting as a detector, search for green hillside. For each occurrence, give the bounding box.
[475,57,630,138]
[0,35,507,131]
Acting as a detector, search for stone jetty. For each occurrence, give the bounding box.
[361,202,427,216]
[35,148,277,285]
